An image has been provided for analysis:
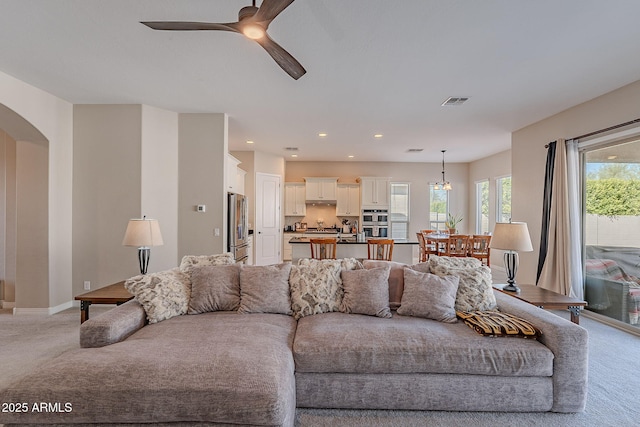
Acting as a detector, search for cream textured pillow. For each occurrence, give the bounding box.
[124,268,191,324]
[429,256,496,312]
[428,255,482,270]
[238,263,293,315]
[397,268,459,323]
[340,266,392,318]
[179,253,235,274]
[188,264,241,314]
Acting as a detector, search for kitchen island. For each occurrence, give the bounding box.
[289,237,418,264]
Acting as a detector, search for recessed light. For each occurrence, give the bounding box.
[318,132,328,137]
[291,154,298,158]
[348,155,354,158]
[607,155,618,160]
[374,134,383,139]
[246,140,254,144]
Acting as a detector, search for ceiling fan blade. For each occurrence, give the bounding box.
[255,34,306,80]
[141,21,240,33]
[254,0,296,24]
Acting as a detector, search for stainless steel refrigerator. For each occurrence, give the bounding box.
[228,192,249,263]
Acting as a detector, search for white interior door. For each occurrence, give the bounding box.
[255,173,281,265]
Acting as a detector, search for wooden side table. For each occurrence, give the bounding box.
[74,281,133,323]
[494,284,587,324]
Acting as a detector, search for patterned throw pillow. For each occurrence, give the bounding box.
[188,264,241,314]
[340,266,392,318]
[457,310,542,339]
[429,256,496,312]
[179,253,235,274]
[124,268,191,324]
[238,263,293,315]
[290,262,343,320]
[397,268,459,323]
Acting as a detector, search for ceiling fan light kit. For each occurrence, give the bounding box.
[141,0,306,80]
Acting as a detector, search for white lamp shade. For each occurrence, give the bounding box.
[489,222,533,252]
[122,218,164,247]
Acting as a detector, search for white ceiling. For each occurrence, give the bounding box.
[2,0,640,162]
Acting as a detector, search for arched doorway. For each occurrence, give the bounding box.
[0,103,49,311]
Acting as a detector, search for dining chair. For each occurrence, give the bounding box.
[421,230,442,259]
[443,234,470,257]
[416,232,427,262]
[367,239,394,261]
[469,234,491,266]
[309,238,337,260]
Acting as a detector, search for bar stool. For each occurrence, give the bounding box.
[367,239,394,261]
[309,238,337,260]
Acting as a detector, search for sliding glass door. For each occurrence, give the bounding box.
[583,138,640,327]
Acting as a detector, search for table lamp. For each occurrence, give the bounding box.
[122,216,163,275]
[489,221,533,292]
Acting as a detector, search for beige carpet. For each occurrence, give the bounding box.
[1,307,639,426]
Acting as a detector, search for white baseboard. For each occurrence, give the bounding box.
[12,300,74,316]
[2,300,16,309]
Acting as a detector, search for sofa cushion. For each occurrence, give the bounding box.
[340,266,392,318]
[293,312,553,377]
[179,252,235,274]
[397,268,459,323]
[188,264,241,314]
[457,310,542,338]
[429,255,497,312]
[238,263,293,315]
[124,268,190,324]
[2,313,297,426]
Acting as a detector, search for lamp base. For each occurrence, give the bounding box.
[138,247,150,275]
[502,283,520,292]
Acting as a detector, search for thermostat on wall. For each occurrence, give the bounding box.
[196,205,206,212]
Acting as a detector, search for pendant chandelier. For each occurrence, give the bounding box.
[433,150,452,191]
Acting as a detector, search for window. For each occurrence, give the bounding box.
[429,185,449,231]
[496,176,512,223]
[390,183,410,239]
[476,180,489,234]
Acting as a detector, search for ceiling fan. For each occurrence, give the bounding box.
[141,0,306,80]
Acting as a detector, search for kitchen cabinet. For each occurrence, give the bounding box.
[359,177,390,208]
[284,183,306,216]
[336,184,360,216]
[226,154,244,194]
[282,232,300,261]
[304,177,338,201]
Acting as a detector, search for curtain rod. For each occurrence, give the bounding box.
[544,117,640,148]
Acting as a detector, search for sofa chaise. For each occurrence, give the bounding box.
[0,255,589,426]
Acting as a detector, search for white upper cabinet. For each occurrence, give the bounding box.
[284,183,306,216]
[336,184,360,216]
[304,177,338,201]
[359,177,390,208]
[226,154,243,194]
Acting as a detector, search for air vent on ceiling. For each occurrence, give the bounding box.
[407,148,424,152]
[284,147,299,151]
[441,97,469,106]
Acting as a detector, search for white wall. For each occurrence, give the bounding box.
[512,79,640,285]
[0,70,73,310]
[141,105,179,271]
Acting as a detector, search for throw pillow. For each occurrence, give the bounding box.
[397,268,459,323]
[457,310,542,339]
[297,257,364,271]
[340,266,392,318]
[187,264,241,314]
[289,262,343,320]
[363,260,407,309]
[179,253,235,274]
[428,255,482,270]
[238,263,293,315]
[429,256,496,312]
[124,268,190,324]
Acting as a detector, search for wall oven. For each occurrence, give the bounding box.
[362,209,389,226]
[362,226,389,238]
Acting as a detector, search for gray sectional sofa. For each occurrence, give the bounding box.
[0,256,589,426]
